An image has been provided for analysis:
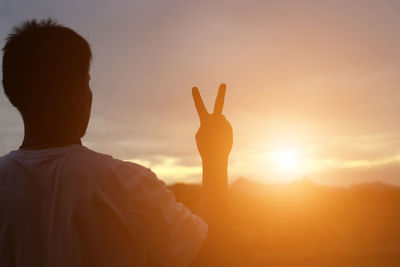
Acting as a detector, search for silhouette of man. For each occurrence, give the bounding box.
[0,19,232,267]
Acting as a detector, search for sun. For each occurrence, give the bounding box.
[271,147,301,174]
[256,142,309,180]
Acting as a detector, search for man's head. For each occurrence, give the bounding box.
[2,18,92,140]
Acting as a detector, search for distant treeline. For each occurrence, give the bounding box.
[169,178,400,266]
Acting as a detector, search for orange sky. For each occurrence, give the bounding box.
[1,0,400,185]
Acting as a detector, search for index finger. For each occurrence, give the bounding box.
[192,86,208,122]
[213,83,226,115]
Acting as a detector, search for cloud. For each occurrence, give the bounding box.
[127,156,201,184]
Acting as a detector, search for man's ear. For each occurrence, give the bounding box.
[69,84,92,112]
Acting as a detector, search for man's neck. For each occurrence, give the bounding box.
[20,126,82,150]
[20,139,82,150]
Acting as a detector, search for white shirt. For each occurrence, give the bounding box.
[0,145,207,267]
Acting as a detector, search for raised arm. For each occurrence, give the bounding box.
[191,83,233,265]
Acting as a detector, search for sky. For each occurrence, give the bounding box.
[1,0,400,185]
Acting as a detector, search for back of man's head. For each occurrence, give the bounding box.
[2,18,92,120]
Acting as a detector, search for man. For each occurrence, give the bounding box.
[0,19,233,266]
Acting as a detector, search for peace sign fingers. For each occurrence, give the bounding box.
[192,86,208,123]
[192,83,227,123]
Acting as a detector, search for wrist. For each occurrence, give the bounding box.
[201,157,228,190]
[201,156,229,167]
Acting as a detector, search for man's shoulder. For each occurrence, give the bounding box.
[76,146,157,183]
[76,147,167,200]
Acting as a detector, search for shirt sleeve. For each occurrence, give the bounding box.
[109,161,208,267]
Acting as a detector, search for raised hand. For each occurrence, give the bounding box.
[192,83,233,162]
[192,84,232,263]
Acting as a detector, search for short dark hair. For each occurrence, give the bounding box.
[2,18,92,114]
